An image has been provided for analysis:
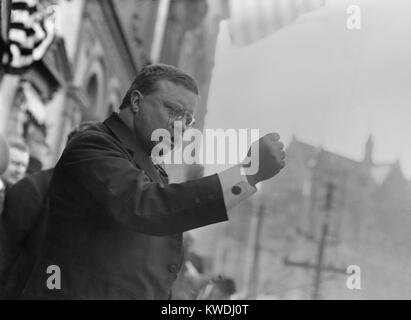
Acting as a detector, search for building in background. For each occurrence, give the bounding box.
[2,0,323,179]
[0,0,72,173]
[195,135,411,299]
[53,0,157,165]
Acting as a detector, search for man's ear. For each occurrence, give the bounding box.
[130,90,143,113]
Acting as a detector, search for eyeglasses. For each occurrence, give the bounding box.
[132,90,196,128]
[164,104,196,128]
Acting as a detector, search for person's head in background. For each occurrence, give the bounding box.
[1,138,30,187]
[66,121,97,146]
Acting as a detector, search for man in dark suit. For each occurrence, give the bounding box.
[0,122,95,299]
[21,64,286,299]
[0,168,53,299]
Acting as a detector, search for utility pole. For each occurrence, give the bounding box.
[284,182,346,300]
[312,182,334,300]
[243,202,264,299]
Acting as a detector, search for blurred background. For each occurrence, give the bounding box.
[1,0,411,299]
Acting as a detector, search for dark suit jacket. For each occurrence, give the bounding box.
[0,169,53,299]
[22,113,228,300]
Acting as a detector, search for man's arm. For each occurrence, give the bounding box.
[58,131,284,236]
[57,132,229,236]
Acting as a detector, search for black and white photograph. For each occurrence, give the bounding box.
[0,0,410,304]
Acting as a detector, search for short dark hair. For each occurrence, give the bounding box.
[119,64,199,110]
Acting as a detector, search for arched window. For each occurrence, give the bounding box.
[86,74,98,113]
[82,56,107,121]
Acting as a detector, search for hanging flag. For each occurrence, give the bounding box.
[3,0,56,73]
[227,0,326,47]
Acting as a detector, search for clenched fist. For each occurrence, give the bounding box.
[242,133,286,186]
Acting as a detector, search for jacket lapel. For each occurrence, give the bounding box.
[103,113,167,186]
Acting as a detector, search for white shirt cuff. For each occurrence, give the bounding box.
[217,164,257,212]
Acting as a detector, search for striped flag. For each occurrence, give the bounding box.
[4,0,56,73]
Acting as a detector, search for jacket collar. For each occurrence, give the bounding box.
[103,113,167,186]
